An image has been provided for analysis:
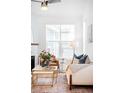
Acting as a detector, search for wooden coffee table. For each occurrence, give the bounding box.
[32,65,58,87]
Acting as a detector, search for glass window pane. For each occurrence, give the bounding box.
[61,42,73,58]
[47,42,59,58]
[62,49,73,58]
[61,25,75,41]
[46,25,75,59]
[46,25,60,41]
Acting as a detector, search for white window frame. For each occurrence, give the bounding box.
[46,24,75,58]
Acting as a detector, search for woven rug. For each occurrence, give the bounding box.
[32,73,93,93]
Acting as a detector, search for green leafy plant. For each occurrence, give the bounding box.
[40,50,51,60]
[40,50,52,66]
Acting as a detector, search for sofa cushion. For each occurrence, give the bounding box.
[70,64,90,73]
[73,59,79,64]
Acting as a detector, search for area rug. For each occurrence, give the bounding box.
[32,73,93,93]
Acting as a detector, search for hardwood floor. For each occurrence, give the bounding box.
[32,73,93,93]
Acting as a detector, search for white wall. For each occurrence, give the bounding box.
[31,45,39,66]
[31,16,41,65]
[32,15,84,53]
[83,0,93,61]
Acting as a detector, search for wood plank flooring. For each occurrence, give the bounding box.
[32,73,93,93]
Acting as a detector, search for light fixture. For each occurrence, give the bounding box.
[41,0,48,11]
[70,41,76,64]
[32,0,61,11]
[70,41,79,64]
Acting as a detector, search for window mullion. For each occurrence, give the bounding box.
[59,25,62,58]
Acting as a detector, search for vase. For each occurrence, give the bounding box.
[41,60,49,67]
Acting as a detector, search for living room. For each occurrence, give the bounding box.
[1,0,124,93]
[31,0,93,93]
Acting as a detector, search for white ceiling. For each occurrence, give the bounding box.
[31,0,92,17]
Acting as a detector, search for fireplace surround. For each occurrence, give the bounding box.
[31,56,35,71]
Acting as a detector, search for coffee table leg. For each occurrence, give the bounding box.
[54,71,58,84]
[52,72,56,87]
[32,74,36,87]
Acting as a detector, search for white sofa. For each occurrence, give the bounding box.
[66,56,93,90]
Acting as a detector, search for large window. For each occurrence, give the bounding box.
[46,25,75,58]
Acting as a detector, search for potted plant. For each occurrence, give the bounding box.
[39,50,51,67]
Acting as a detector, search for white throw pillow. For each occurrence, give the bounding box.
[85,56,91,64]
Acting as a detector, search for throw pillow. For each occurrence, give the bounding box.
[85,56,91,64]
[74,53,84,59]
[79,55,88,64]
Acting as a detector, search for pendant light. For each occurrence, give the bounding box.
[41,0,48,11]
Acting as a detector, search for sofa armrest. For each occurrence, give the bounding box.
[66,64,93,85]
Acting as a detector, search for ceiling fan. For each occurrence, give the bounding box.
[31,0,61,10]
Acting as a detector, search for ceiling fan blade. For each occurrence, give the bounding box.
[31,0,61,4]
[31,0,41,3]
[48,0,61,4]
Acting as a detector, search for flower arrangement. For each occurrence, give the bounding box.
[40,50,51,60]
[39,50,55,67]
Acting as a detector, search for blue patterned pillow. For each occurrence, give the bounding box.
[79,55,88,64]
[74,53,84,59]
